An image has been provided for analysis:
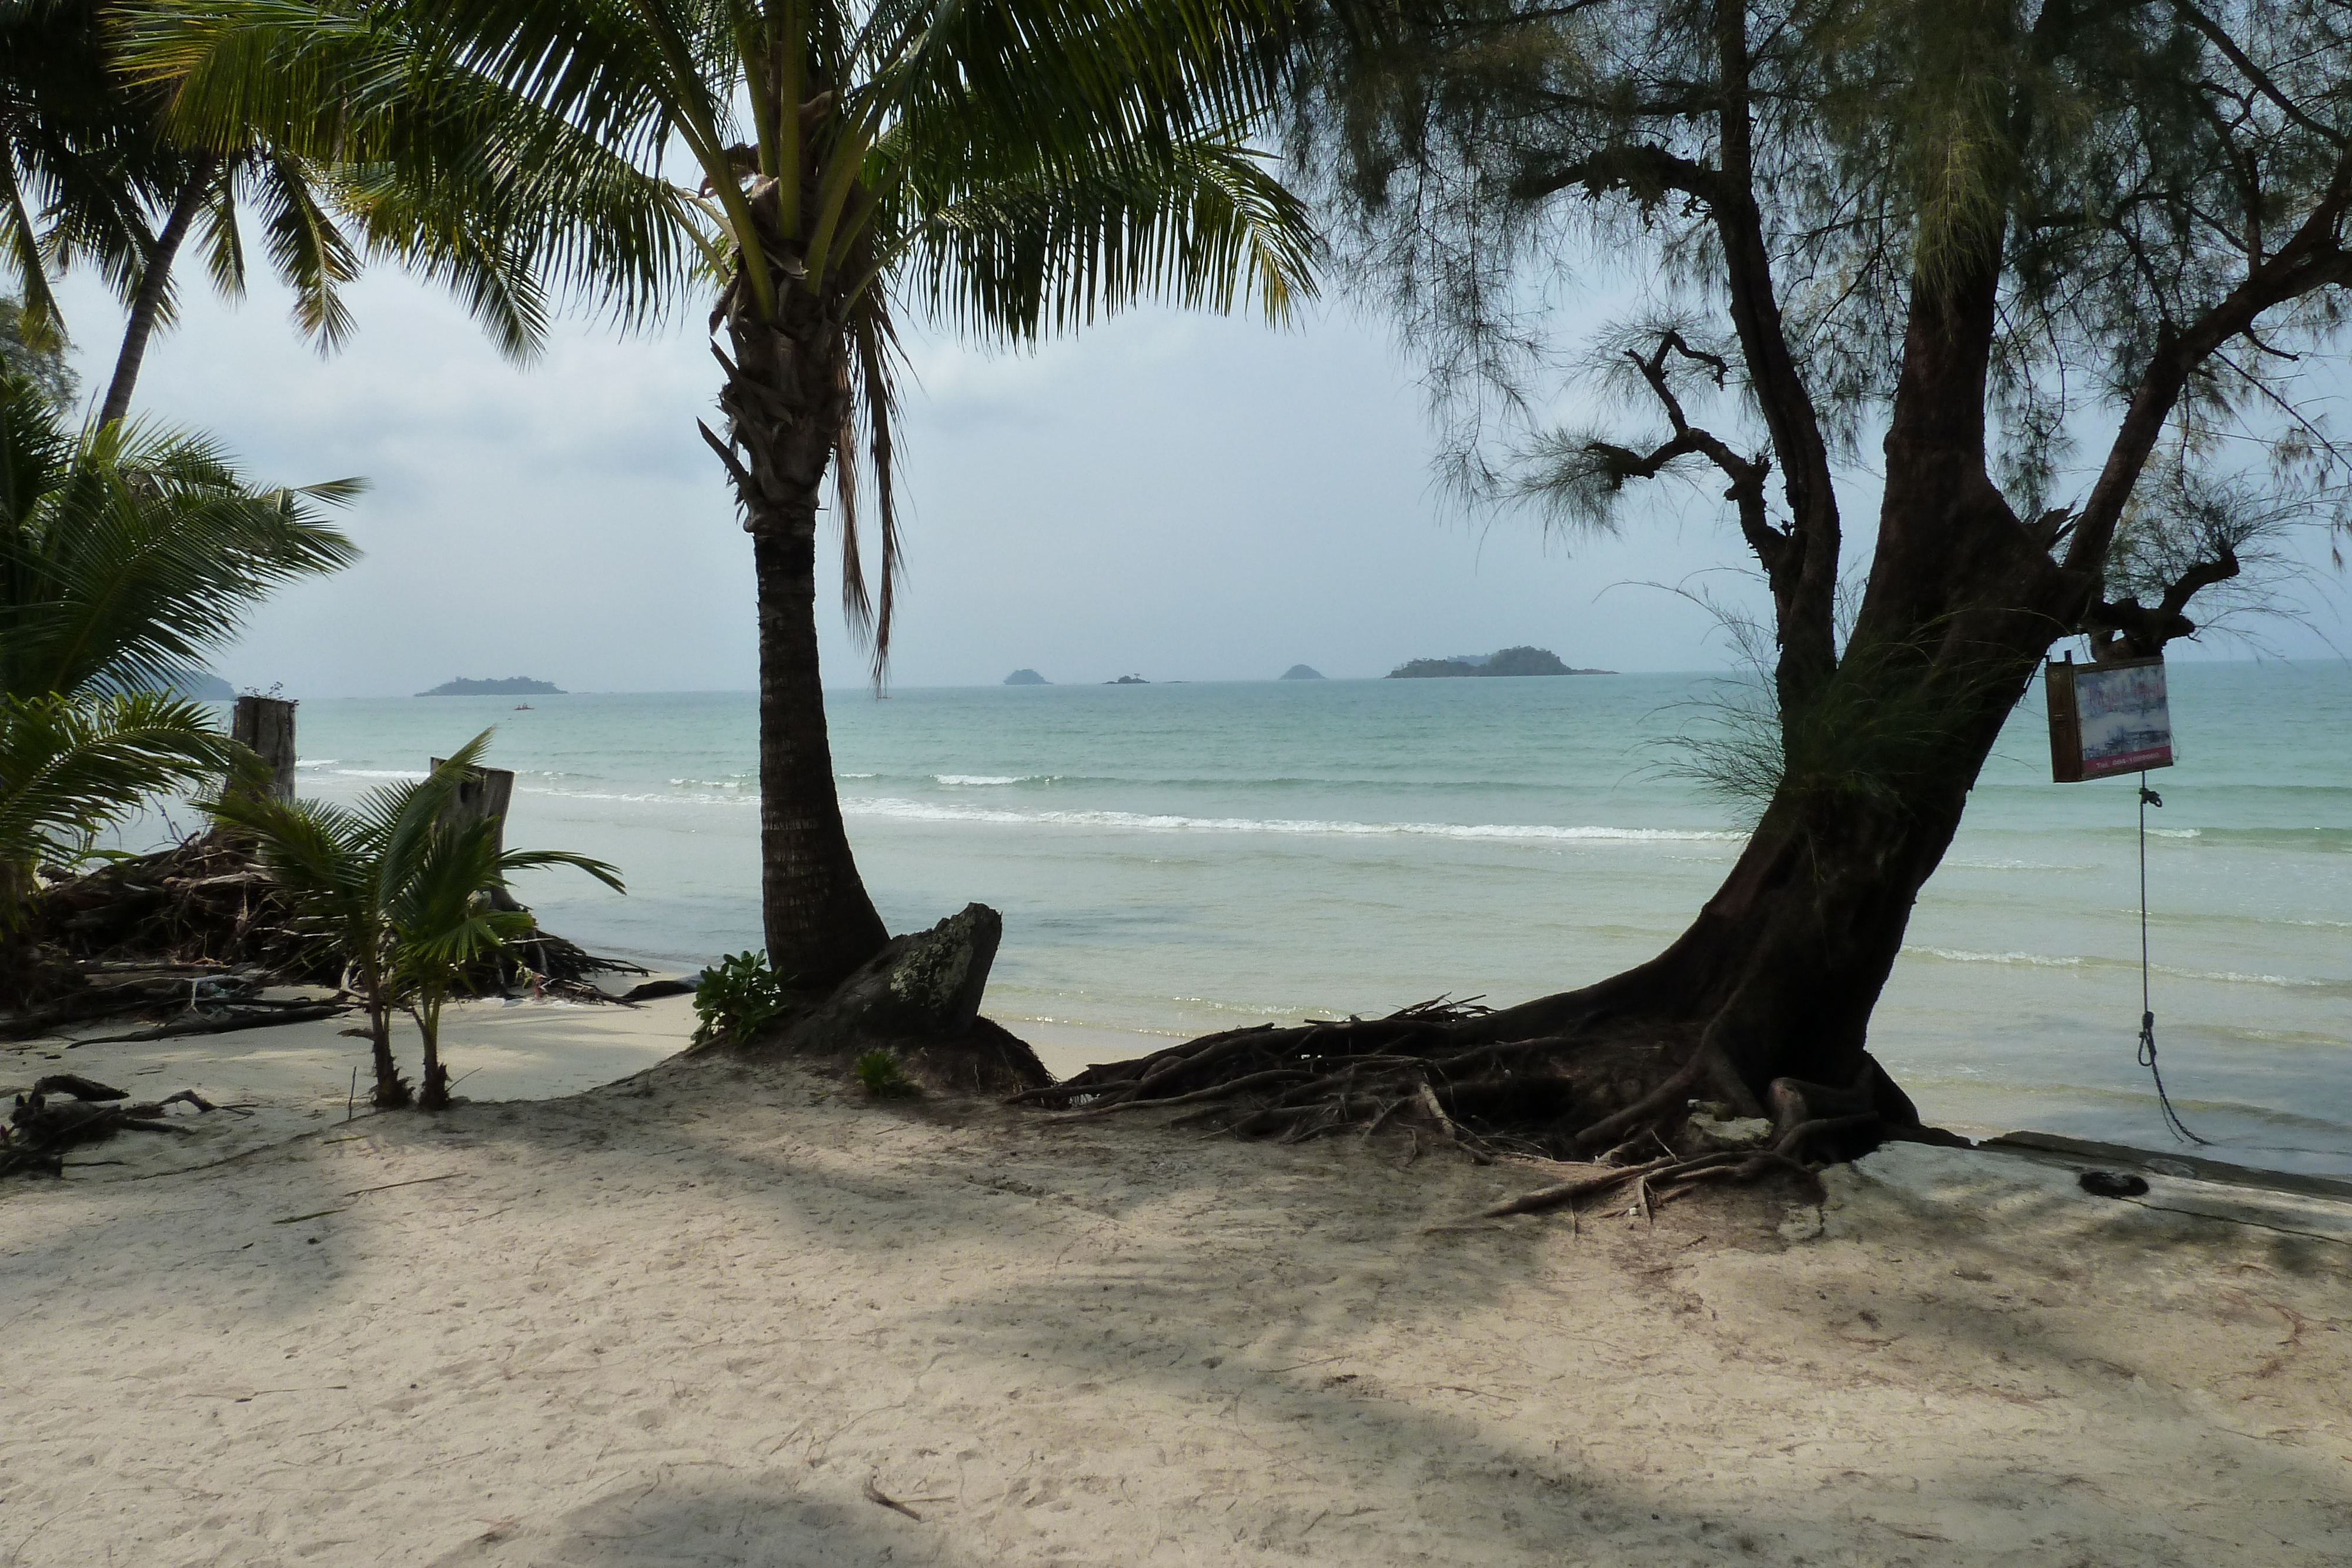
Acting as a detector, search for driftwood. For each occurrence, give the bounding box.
[7,833,648,1034]
[2,1075,230,1178]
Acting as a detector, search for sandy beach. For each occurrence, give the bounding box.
[4,1004,2349,1567]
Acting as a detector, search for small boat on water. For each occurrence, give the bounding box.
[514,704,534,710]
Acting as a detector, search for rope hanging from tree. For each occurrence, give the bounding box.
[2135,774,2207,1146]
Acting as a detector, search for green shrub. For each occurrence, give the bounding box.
[853,1049,916,1099]
[691,950,794,1047]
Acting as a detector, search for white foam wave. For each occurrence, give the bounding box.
[1904,946,2089,969]
[294,758,339,768]
[1943,858,2100,872]
[330,767,430,780]
[1904,945,2336,991]
[517,784,752,808]
[2149,827,2203,838]
[2151,963,2335,989]
[837,795,1742,842]
[669,778,749,790]
[936,774,1038,786]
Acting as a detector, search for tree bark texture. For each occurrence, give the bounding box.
[717,195,891,988]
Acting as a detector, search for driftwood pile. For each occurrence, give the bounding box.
[2,1074,231,1178]
[7,833,648,1033]
[38,833,323,982]
[4,964,345,1042]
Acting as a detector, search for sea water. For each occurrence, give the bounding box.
[268,662,2351,1174]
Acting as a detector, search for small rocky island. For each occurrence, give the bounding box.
[1279,664,1325,680]
[1104,673,1150,684]
[1387,646,1611,678]
[1003,668,1050,686]
[162,670,234,700]
[417,676,566,696]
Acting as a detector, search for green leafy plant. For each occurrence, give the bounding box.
[852,1049,915,1100]
[209,731,622,1109]
[0,369,353,942]
[690,950,794,1049]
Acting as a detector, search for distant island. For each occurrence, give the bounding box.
[1279,664,1325,680]
[161,670,234,700]
[417,676,566,697]
[1387,646,1612,679]
[1104,674,1150,685]
[1003,668,1050,686]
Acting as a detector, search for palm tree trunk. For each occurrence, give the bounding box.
[747,511,890,984]
[719,283,891,988]
[363,987,409,1108]
[416,992,448,1109]
[99,160,216,429]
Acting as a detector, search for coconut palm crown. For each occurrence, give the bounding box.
[128,0,1319,986]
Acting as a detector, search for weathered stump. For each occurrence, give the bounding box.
[231,696,298,801]
[430,756,522,911]
[759,904,1049,1094]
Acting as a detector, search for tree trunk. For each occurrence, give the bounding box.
[716,229,891,988]
[99,162,216,429]
[232,695,298,803]
[1039,254,2092,1166]
[364,992,409,1109]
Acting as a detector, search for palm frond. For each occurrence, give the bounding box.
[0,690,242,921]
[0,375,362,700]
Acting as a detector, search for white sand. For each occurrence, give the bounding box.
[4,1005,2348,1567]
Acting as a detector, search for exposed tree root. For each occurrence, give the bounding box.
[1015,994,1962,1222]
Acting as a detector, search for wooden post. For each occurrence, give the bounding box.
[430,756,523,910]
[230,696,298,801]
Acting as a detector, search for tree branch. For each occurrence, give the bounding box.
[2089,544,2240,657]
[2066,149,2352,577]
[1611,334,1789,581]
[2173,1,2349,151]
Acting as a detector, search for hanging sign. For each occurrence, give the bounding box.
[2046,654,2174,782]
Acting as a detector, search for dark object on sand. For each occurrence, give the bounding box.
[12,833,644,1035]
[619,977,698,1003]
[2,1075,224,1178]
[2079,1170,2151,1198]
[1016,995,1973,1222]
[735,904,1048,1095]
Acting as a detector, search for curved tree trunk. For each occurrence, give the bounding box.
[716,228,891,989]
[99,161,216,429]
[1038,256,2091,1167]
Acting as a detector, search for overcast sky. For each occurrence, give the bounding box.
[49,266,2351,698]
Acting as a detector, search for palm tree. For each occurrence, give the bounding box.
[209,733,623,1108]
[0,687,242,936]
[0,365,353,967]
[4,0,686,426]
[391,795,623,1107]
[128,0,1317,990]
[0,372,360,703]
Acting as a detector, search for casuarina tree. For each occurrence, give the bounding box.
[130,0,1318,990]
[1024,0,2352,1183]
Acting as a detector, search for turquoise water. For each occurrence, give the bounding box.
[263,662,2352,1172]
